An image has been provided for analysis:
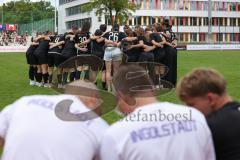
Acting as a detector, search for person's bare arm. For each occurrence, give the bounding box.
[143,45,156,52]
[96,37,105,43]
[77,39,91,47]
[49,41,65,49]
[105,39,117,46]
[151,40,163,48]
[31,42,39,46]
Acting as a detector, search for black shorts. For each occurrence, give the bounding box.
[154,48,165,63]
[139,52,154,62]
[48,52,65,67]
[26,52,38,65]
[34,51,48,65]
[92,51,104,59]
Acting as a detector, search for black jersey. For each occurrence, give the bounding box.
[49,35,65,53]
[150,32,164,51]
[91,39,105,55]
[207,101,240,160]
[75,32,91,54]
[34,38,50,55]
[103,31,126,43]
[150,32,163,43]
[61,33,77,57]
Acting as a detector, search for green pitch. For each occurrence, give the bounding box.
[0,51,240,123]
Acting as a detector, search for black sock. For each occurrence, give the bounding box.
[36,73,42,83]
[43,73,49,84]
[29,66,34,81]
[69,72,75,82]
[75,71,81,80]
[49,74,53,84]
[33,67,37,81]
[57,74,62,84]
[62,72,68,85]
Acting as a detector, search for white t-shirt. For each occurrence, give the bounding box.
[0,95,109,160]
[100,102,215,160]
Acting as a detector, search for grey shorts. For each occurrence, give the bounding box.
[104,47,122,61]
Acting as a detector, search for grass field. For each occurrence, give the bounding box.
[0,51,240,123]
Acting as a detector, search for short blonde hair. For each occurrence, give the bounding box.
[176,68,227,100]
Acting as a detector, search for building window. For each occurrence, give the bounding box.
[190,1,197,10]
[190,33,197,42]
[230,33,235,42]
[230,18,236,26]
[66,3,89,16]
[66,18,92,30]
[178,17,183,26]
[178,33,184,42]
[59,0,76,5]
[230,2,236,11]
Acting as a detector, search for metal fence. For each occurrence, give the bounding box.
[18,18,54,35]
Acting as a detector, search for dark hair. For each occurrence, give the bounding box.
[125,28,134,37]
[113,24,120,31]
[80,22,91,34]
[44,30,50,35]
[100,24,107,32]
[113,64,154,97]
[94,29,103,36]
[135,27,145,36]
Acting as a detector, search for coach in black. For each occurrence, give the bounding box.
[177,68,240,160]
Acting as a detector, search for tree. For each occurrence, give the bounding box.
[0,0,55,24]
[83,0,138,27]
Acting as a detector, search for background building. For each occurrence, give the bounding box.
[58,0,240,44]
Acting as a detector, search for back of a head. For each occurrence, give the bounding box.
[100,24,107,32]
[113,24,120,32]
[80,22,91,34]
[113,64,154,98]
[125,28,134,37]
[135,27,145,36]
[94,29,103,36]
[177,68,227,101]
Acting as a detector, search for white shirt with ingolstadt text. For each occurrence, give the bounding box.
[0,95,109,160]
[100,102,215,160]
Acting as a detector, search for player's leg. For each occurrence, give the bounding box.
[35,64,43,87]
[101,68,107,90]
[55,54,64,88]
[41,64,49,87]
[48,53,55,87]
[26,53,36,86]
[105,61,112,92]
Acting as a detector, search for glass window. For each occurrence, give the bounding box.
[178,33,184,42]
[230,18,236,26]
[230,33,235,42]
[190,33,197,42]
[66,18,92,30]
[178,0,184,10]
[178,17,183,26]
[191,17,197,26]
[66,4,87,16]
[59,0,76,5]
[230,2,236,11]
